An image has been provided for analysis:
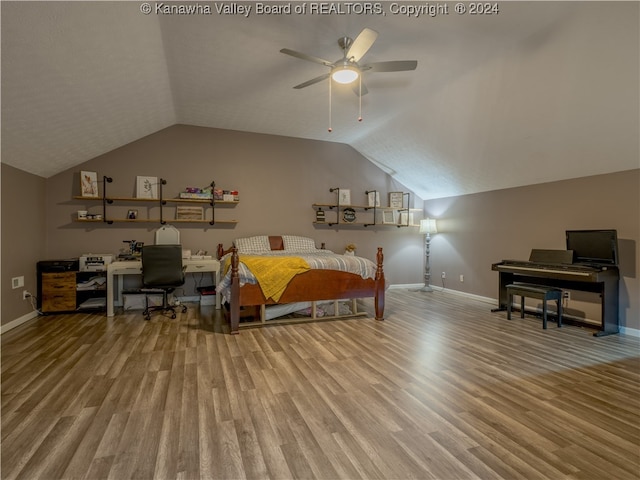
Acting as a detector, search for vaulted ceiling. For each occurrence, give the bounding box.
[2,2,638,199]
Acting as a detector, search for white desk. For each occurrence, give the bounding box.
[106,258,220,316]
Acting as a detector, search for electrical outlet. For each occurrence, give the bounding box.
[22,290,31,300]
[441,272,446,279]
[563,291,570,301]
[459,274,464,282]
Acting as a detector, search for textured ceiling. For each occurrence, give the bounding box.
[2,1,638,199]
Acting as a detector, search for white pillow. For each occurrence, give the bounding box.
[234,236,270,254]
[282,235,317,252]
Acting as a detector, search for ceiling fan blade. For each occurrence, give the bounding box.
[346,28,378,62]
[352,81,368,96]
[293,73,331,89]
[362,60,418,72]
[280,48,333,66]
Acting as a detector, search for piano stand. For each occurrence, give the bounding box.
[506,283,562,329]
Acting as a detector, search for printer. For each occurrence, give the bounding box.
[79,254,113,272]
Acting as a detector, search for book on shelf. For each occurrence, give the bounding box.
[179,192,213,200]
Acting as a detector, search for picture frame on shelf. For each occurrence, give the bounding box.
[127,209,138,220]
[389,192,404,209]
[399,211,415,226]
[367,191,380,207]
[382,210,398,224]
[176,205,204,221]
[339,189,351,206]
[136,176,158,199]
[80,171,99,198]
[343,207,357,223]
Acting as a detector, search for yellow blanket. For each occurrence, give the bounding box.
[225,255,310,302]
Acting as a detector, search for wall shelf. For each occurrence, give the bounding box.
[72,176,238,226]
[313,189,421,228]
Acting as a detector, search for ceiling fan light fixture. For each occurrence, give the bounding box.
[331,65,359,84]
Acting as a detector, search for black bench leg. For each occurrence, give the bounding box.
[542,300,548,329]
[557,298,562,328]
[520,296,525,319]
[507,293,513,320]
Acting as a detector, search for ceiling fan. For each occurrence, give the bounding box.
[280,27,417,96]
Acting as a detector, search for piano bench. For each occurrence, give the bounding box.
[506,283,563,329]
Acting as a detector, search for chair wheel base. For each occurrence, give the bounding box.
[142,303,186,321]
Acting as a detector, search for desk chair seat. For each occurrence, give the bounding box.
[141,244,187,320]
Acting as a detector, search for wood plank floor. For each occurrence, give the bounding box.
[2,290,639,480]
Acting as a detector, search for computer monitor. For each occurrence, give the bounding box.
[565,229,619,266]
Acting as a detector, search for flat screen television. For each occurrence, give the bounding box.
[565,229,619,266]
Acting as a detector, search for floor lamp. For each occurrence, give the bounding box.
[415,218,438,292]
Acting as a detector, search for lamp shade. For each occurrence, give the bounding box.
[419,218,438,234]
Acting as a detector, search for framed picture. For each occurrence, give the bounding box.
[176,205,204,221]
[343,207,356,223]
[367,190,380,207]
[399,211,415,226]
[389,192,404,209]
[136,176,158,199]
[80,171,99,197]
[382,210,398,224]
[339,189,351,206]
[127,209,138,220]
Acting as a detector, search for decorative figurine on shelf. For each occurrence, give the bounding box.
[316,208,326,223]
[345,243,356,256]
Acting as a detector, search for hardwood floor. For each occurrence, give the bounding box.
[2,290,639,480]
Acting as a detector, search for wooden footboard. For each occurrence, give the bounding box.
[226,247,385,334]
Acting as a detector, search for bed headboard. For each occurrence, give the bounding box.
[216,235,325,259]
[217,235,284,259]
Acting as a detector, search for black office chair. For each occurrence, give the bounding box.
[141,244,187,320]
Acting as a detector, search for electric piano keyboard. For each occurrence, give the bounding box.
[494,261,604,278]
[491,259,619,336]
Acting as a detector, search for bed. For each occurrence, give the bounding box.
[216,235,385,334]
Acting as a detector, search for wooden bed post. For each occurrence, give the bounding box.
[230,247,240,334]
[375,247,385,321]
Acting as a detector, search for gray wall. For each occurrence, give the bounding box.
[42,124,424,302]
[1,164,47,324]
[425,169,639,331]
[46,125,422,256]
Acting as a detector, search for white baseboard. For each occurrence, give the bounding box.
[1,310,39,335]
[619,326,640,338]
[390,284,639,337]
[390,283,496,305]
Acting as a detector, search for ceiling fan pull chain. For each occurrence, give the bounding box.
[328,78,333,132]
[358,76,363,122]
